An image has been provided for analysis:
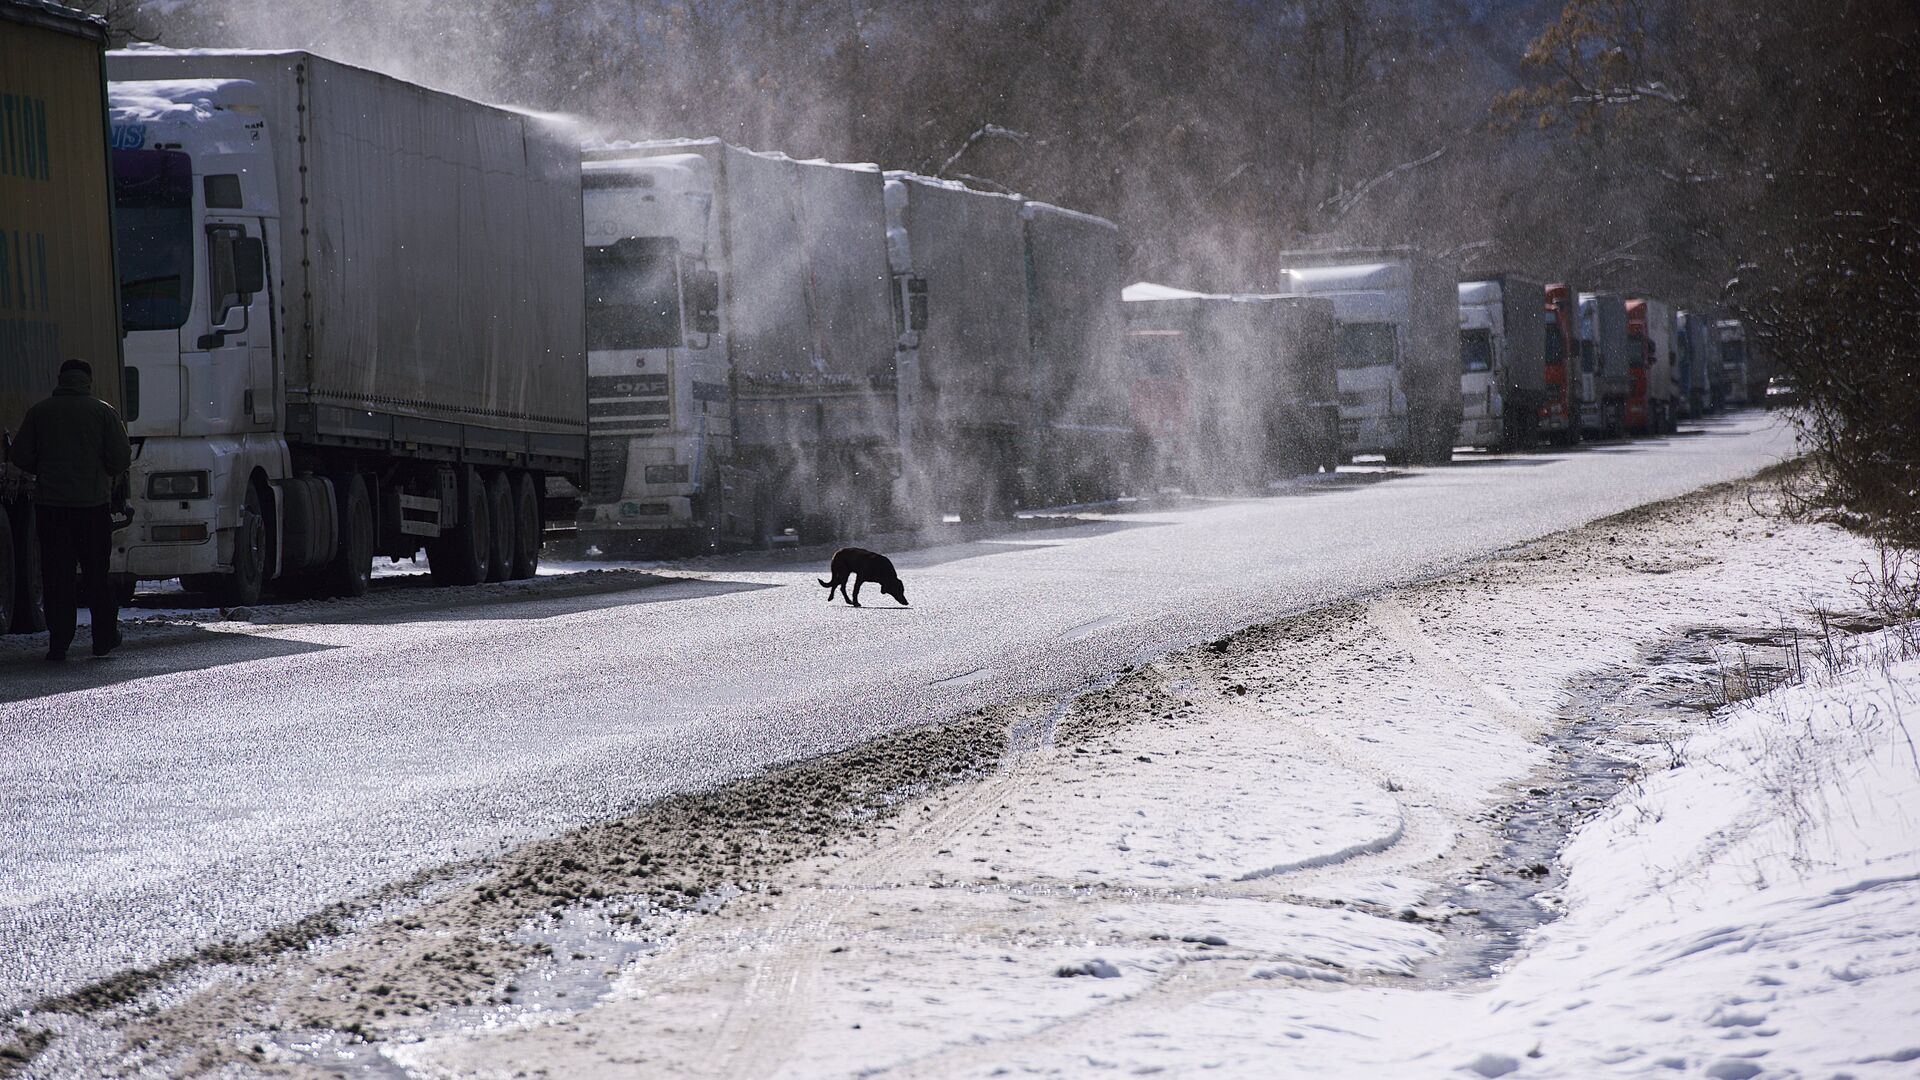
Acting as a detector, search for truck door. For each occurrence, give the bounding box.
[180,215,267,435]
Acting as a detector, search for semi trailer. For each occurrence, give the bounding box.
[1,0,123,634]
[1276,249,1458,465]
[1019,201,1134,507]
[1120,283,1337,491]
[1716,320,1754,406]
[103,50,587,603]
[1456,276,1546,451]
[1676,310,1718,416]
[885,171,1033,522]
[576,140,897,550]
[1577,291,1632,438]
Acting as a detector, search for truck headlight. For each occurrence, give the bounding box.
[148,471,211,499]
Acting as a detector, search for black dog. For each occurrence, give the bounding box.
[819,547,908,607]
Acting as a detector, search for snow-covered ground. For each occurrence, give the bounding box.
[370,482,1919,1077]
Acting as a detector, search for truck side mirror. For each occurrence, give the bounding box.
[687,268,720,335]
[234,236,266,296]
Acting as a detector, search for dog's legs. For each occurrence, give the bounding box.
[838,580,853,604]
[825,574,841,602]
[851,577,864,607]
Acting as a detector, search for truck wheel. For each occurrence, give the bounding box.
[427,467,489,586]
[8,503,47,633]
[484,470,514,584]
[216,484,268,607]
[325,475,374,597]
[510,472,541,580]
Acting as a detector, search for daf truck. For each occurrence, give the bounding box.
[104,51,587,603]
[1276,249,1457,465]
[2,0,123,633]
[577,140,897,549]
[1456,276,1546,451]
[1577,291,1632,437]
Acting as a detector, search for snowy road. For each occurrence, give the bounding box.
[0,413,1794,1006]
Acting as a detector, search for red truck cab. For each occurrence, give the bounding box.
[1538,284,1580,444]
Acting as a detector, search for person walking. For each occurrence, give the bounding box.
[12,359,132,661]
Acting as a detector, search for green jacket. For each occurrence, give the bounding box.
[12,369,132,509]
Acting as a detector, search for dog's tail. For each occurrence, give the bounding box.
[818,578,835,588]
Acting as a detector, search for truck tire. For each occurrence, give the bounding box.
[484,470,514,584]
[324,474,374,597]
[510,472,541,580]
[427,467,489,587]
[216,483,268,607]
[8,503,47,633]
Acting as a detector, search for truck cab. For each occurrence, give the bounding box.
[1456,277,1545,451]
[577,152,725,550]
[1539,283,1584,444]
[1281,263,1410,463]
[108,80,285,591]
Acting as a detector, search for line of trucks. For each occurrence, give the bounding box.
[0,11,1769,626]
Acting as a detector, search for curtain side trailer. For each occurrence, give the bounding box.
[1,0,123,633]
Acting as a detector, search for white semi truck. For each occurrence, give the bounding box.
[577,140,898,549]
[103,51,587,603]
[1626,297,1678,435]
[1277,249,1458,465]
[1675,310,1718,416]
[1456,276,1547,451]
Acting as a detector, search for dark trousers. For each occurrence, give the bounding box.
[36,503,116,655]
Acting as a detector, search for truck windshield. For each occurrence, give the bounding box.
[113,148,194,332]
[1459,329,1493,373]
[586,236,683,350]
[1337,322,1397,369]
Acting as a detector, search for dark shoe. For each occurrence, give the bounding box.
[92,627,123,657]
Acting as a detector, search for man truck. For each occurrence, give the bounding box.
[104,50,587,603]
[1456,276,1546,451]
[1276,249,1457,466]
[1,0,123,634]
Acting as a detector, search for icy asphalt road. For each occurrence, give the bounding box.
[0,414,1794,1007]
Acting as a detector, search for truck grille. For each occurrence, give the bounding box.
[588,437,630,501]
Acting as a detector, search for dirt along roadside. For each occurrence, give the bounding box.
[6,468,1893,1078]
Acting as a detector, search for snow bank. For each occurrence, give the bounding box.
[1432,634,1920,1077]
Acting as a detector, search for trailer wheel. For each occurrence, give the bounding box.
[7,503,47,633]
[510,472,541,580]
[324,475,374,598]
[484,470,514,584]
[216,483,268,607]
[427,467,489,587]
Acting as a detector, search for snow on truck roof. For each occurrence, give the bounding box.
[109,79,266,154]
[586,137,883,174]
[108,47,583,130]
[1282,262,1407,292]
